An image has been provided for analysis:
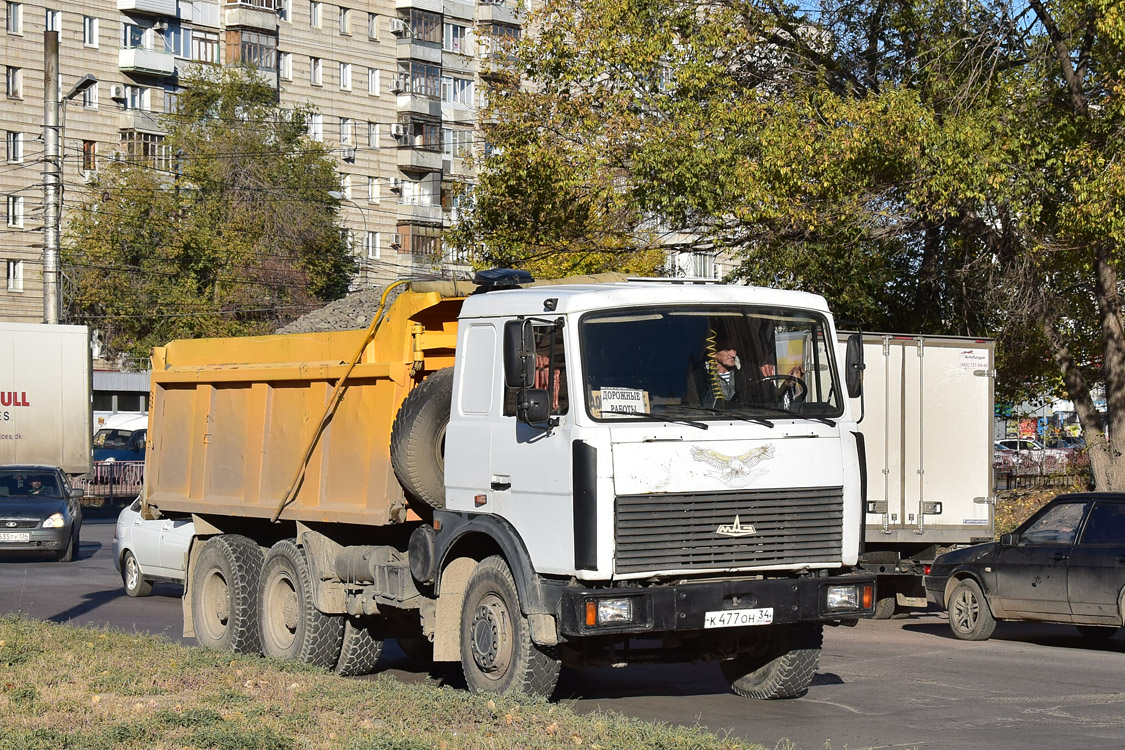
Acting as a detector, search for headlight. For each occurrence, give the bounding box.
[826,584,859,610]
[42,512,66,529]
[584,598,633,627]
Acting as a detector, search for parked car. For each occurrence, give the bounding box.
[112,496,193,596]
[926,492,1125,640]
[994,438,1070,471]
[0,465,83,562]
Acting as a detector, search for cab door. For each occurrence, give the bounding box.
[994,501,1088,619]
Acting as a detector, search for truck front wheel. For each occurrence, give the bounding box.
[459,556,561,697]
[259,539,344,668]
[191,535,264,654]
[720,623,823,699]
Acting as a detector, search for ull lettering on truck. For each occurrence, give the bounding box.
[144,271,875,699]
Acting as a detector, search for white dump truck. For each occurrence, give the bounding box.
[145,272,875,699]
[847,333,995,617]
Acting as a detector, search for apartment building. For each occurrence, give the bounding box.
[0,0,511,322]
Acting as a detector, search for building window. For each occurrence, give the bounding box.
[123,85,150,111]
[5,131,21,163]
[44,8,59,31]
[367,121,378,148]
[338,61,351,90]
[408,9,440,43]
[227,29,277,71]
[367,67,378,95]
[367,12,376,39]
[441,75,473,107]
[692,251,718,279]
[191,31,220,63]
[339,117,354,144]
[309,0,321,27]
[277,0,290,21]
[279,51,292,79]
[5,66,19,98]
[164,87,179,114]
[6,260,23,291]
[83,15,98,47]
[310,56,322,85]
[442,127,471,158]
[341,173,351,199]
[82,140,96,173]
[363,231,378,258]
[120,129,169,169]
[5,197,23,228]
[82,83,98,109]
[443,22,469,54]
[122,22,150,50]
[5,2,21,34]
[308,113,323,141]
[338,6,349,34]
[403,62,440,98]
[367,176,378,202]
[404,225,442,258]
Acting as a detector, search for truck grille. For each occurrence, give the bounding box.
[614,486,844,574]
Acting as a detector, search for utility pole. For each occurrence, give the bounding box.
[43,30,60,324]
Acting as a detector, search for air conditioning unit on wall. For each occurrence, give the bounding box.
[390,123,406,138]
[109,85,125,100]
[389,18,408,37]
[388,177,402,192]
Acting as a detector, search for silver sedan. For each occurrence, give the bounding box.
[112,497,194,597]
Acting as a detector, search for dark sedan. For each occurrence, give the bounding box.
[0,466,84,562]
[926,492,1125,641]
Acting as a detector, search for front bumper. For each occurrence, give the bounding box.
[548,573,876,638]
[0,526,70,553]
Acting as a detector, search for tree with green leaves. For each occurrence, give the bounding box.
[64,65,354,361]
[457,0,1125,488]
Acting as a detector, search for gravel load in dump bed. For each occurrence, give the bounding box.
[275,287,395,334]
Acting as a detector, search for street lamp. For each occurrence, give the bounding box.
[327,190,370,288]
[42,28,97,324]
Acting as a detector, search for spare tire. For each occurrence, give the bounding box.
[390,367,454,509]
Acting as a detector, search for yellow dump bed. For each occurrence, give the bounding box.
[145,289,462,526]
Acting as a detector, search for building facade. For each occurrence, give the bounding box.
[0,0,512,322]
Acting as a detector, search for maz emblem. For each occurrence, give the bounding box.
[716,515,757,537]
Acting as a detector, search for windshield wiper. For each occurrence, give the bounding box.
[675,405,775,428]
[603,409,709,430]
[739,404,837,427]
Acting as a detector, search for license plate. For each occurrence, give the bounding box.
[0,531,30,542]
[704,607,774,629]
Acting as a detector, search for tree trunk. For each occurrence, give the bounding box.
[1089,246,1125,489]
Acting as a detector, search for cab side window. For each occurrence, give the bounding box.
[503,323,568,416]
[1079,502,1125,546]
[1020,502,1089,546]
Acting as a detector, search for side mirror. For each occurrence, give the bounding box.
[503,320,536,388]
[999,533,1014,547]
[518,388,550,424]
[845,333,865,398]
[70,487,84,500]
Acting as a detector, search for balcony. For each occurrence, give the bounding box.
[396,94,441,119]
[397,147,442,173]
[225,2,279,31]
[119,109,164,133]
[396,39,442,65]
[396,202,444,223]
[118,47,176,76]
[477,0,520,25]
[117,0,176,16]
[396,0,442,13]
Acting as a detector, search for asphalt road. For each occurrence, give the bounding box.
[4,509,1125,750]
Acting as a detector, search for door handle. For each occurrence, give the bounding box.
[490,481,511,492]
[1050,553,1069,562]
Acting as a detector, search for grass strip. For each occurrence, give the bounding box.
[0,614,763,750]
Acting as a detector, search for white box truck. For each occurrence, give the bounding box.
[846,333,994,618]
[0,322,92,475]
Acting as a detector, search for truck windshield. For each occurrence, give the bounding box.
[580,306,843,421]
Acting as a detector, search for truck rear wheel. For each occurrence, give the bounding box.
[192,535,264,654]
[720,623,823,699]
[390,367,454,510]
[259,539,344,668]
[336,616,384,676]
[459,556,561,697]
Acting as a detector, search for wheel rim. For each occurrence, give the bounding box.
[951,588,978,633]
[125,554,140,591]
[199,567,231,641]
[469,592,514,681]
[264,570,299,652]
